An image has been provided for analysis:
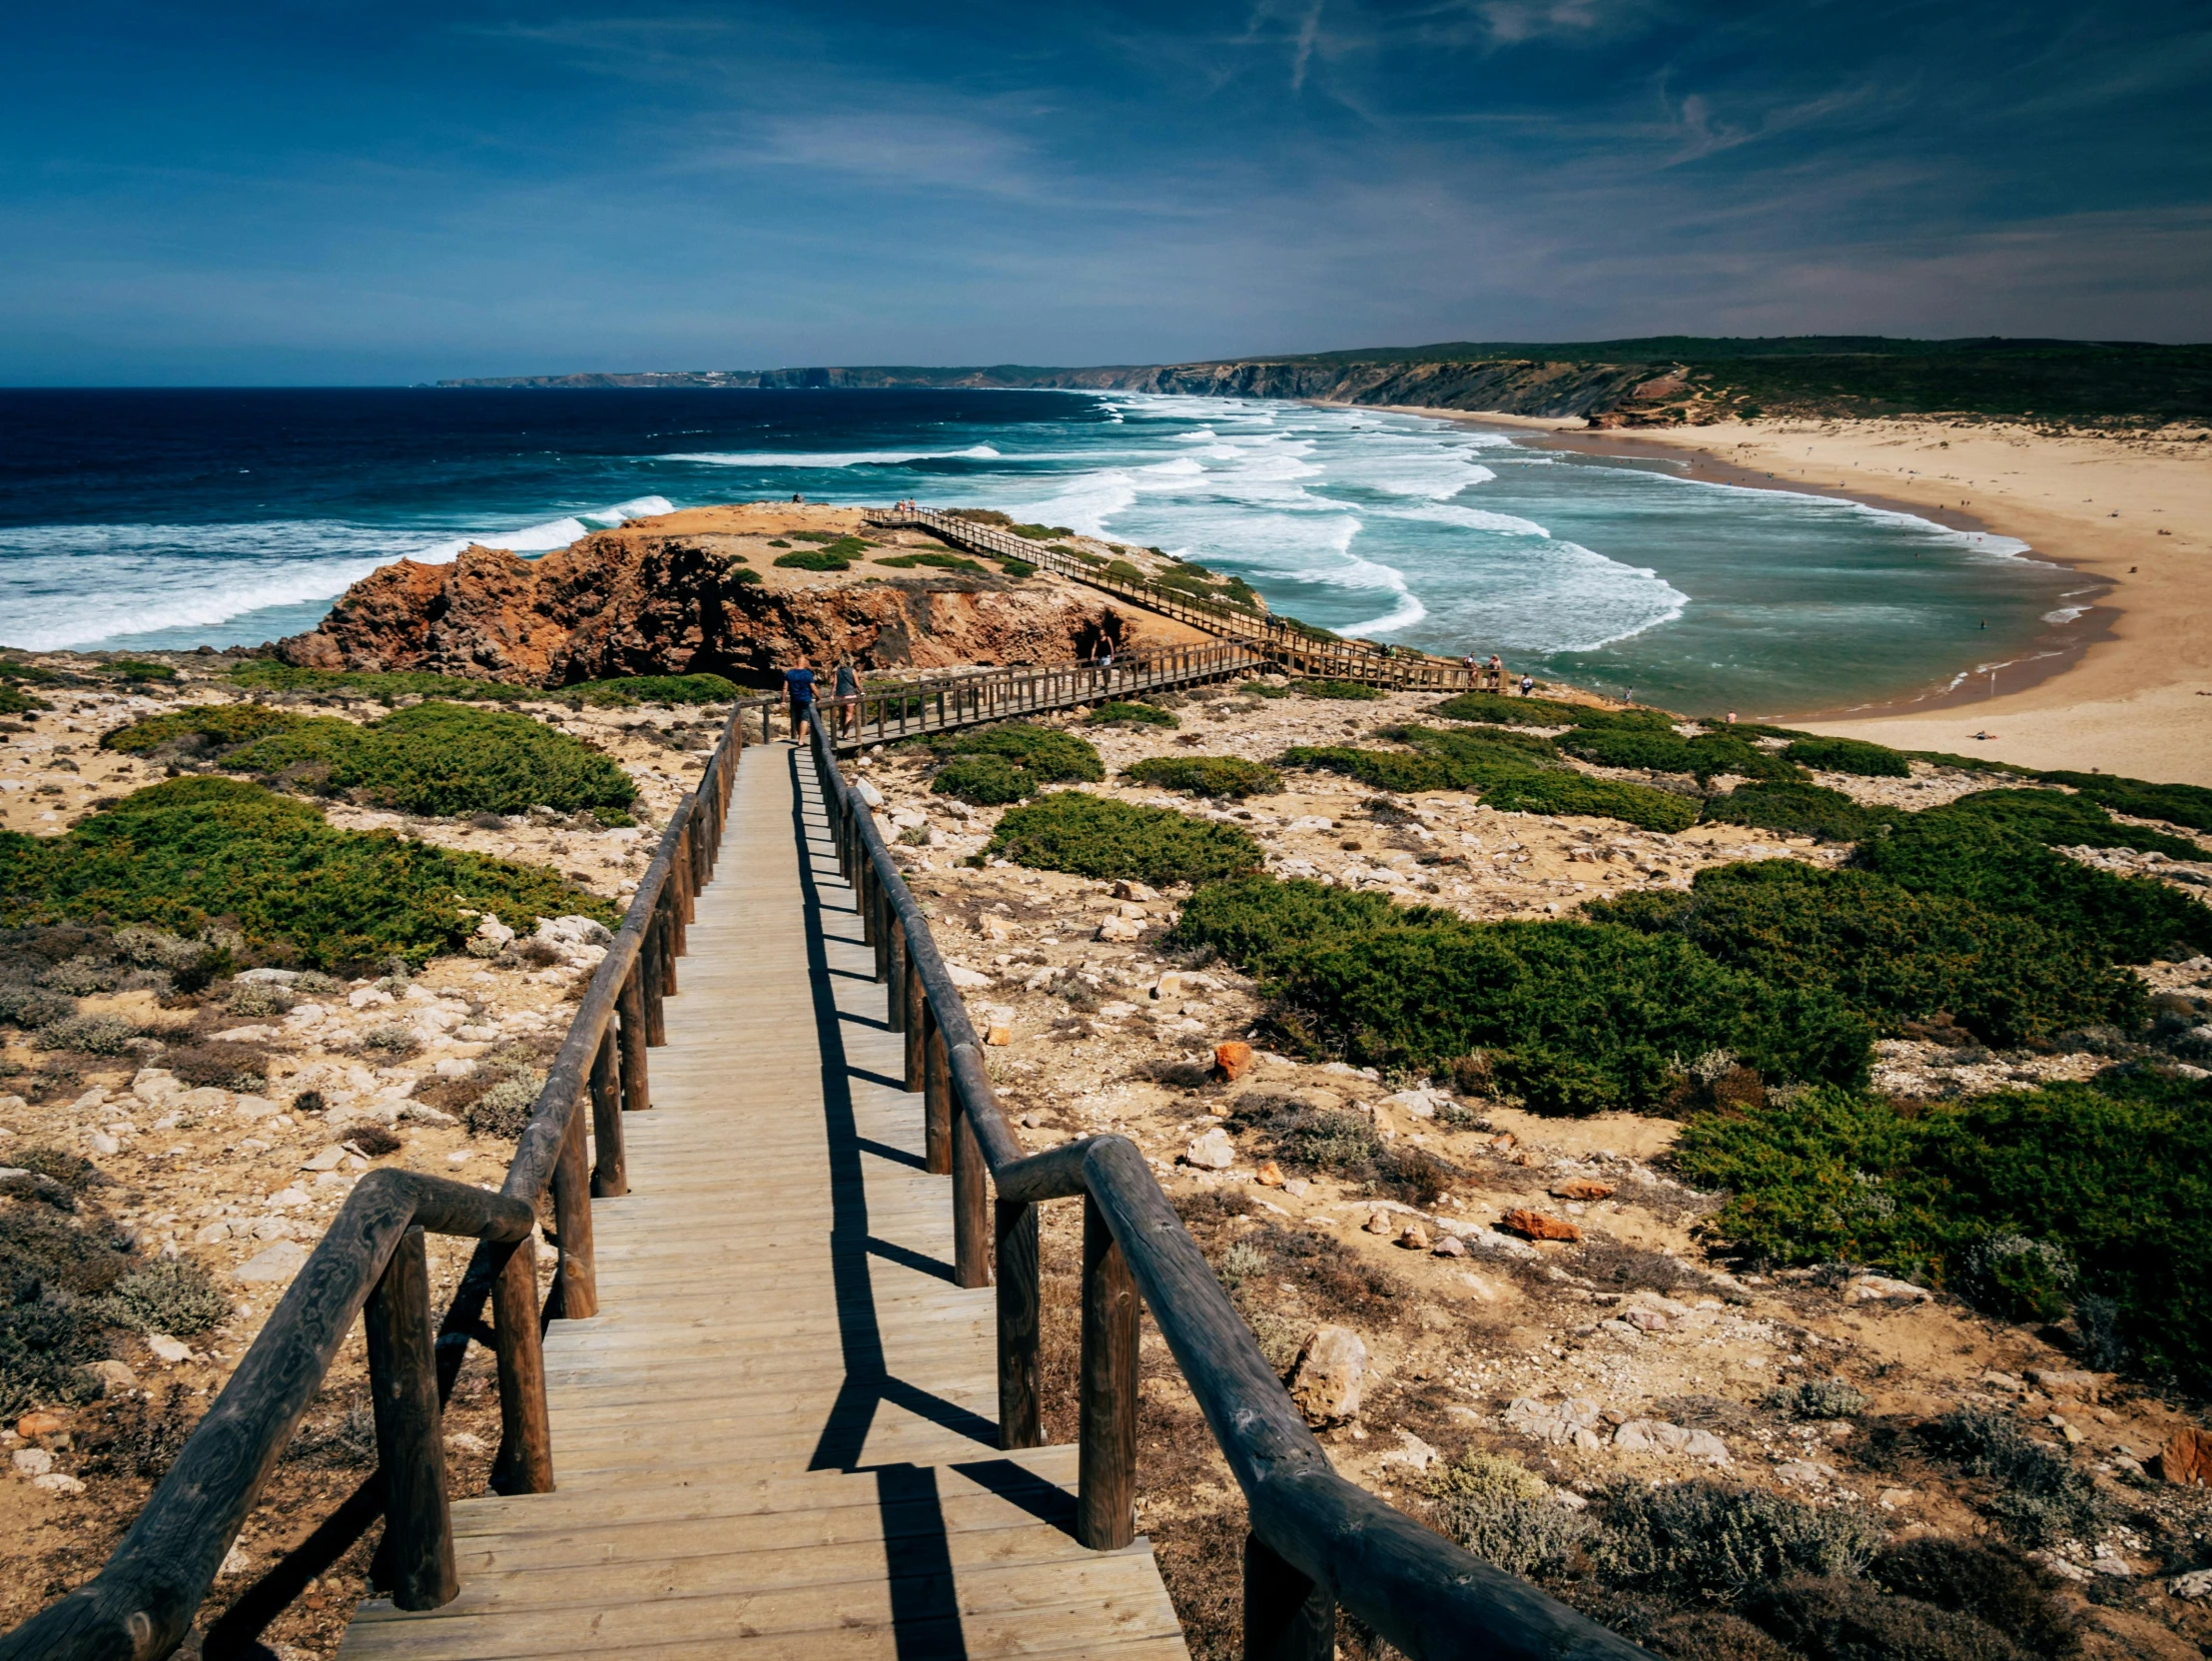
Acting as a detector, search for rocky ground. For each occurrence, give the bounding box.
[5,663,2212,1657]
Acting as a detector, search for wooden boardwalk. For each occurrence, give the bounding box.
[341,743,1188,1661]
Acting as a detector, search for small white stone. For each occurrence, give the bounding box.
[146,1332,194,1362]
[233,1242,312,1283]
[12,1447,55,1476]
[32,1472,85,1495]
[85,1133,120,1156]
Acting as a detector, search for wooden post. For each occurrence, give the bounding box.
[643,921,667,1047]
[995,1199,1042,1449]
[953,1102,988,1289]
[618,969,651,1111]
[489,1237,553,1494]
[924,1013,952,1177]
[659,897,679,996]
[903,959,926,1092]
[1243,1533,1335,1661]
[551,1100,597,1319]
[588,1026,626,1198]
[1078,1193,1138,1550]
[886,915,908,1033]
[364,1227,457,1610]
[872,879,892,985]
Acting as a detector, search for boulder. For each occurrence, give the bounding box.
[1504,1394,1602,1448]
[1548,1179,1616,1202]
[1095,915,1144,943]
[1181,1129,1235,1171]
[1287,1326,1367,1425]
[233,1242,312,1284]
[2162,1426,2212,1486]
[1211,1042,1256,1082]
[1396,1223,1430,1250]
[1500,1209,1581,1243]
[146,1333,193,1362]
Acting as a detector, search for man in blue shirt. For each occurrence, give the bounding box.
[784,656,817,739]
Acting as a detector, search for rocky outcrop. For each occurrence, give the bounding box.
[275,532,1179,687]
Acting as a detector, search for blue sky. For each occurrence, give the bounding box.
[3,1,2208,383]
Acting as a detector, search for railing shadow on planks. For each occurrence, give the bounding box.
[800,702,1656,1661]
[0,696,783,1661]
[868,506,1478,693]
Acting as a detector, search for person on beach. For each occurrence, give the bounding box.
[834,657,861,738]
[783,655,817,739]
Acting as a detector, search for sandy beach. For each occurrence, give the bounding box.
[1393,408,2212,787]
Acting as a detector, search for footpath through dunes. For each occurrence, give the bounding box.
[339,739,1189,1661]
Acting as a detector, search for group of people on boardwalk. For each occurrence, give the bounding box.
[780,654,862,738]
[1461,652,1533,695]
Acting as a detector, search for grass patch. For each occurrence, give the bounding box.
[773,547,853,571]
[1169,875,1867,1113]
[228,662,529,701]
[1085,701,1178,729]
[1120,756,1281,799]
[110,660,177,683]
[1433,691,1670,729]
[994,557,1037,578]
[0,683,49,716]
[985,794,1262,886]
[1591,860,2146,1045]
[563,674,740,707]
[874,551,987,572]
[1558,725,1800,783]
[0,777,614,970]
[1278,727,1700,830]
[1676,1069,2212,1386]
[1297,679,1386,700]
[926,723,1104,805]
[106,700,638,822]
[1782,734,1912,777]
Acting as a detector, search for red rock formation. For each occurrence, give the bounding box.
[276,529,1197,687]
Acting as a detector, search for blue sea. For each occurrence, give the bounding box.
[0,387,2087,718]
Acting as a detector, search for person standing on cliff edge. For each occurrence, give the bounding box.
[784,655,817,740]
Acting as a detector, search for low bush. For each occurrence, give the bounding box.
[874,551,987,572]
[1701,782,1890,842]
[0,682,48,716]
[0,777,613,970]
[106,700,638,822]
[985,794,1262,886]
[1927,1409,2101,1547]
[1936,787,2203,858]
[1481,772,1701,832]
[1436,691,1677,731]
[926,722,1104,804]
[463,1067,545,1138]
[1172,876,1867,1113]
[1590,860,2146,1045]
[110,660,177,683]
[930,754,1033,805]
[1867,1539,2081,1659]
[1120,756,1280,798]
[1425,1452,1588,1578]
[0,1172,138,1413]
[773,547,852,571]
[36,1015,140,1056]
[1011,522,1075,541]
[564,674,740,707]
[1770,1378,1866,1419]
[88,1259,229,1336]
[2038,769,2212,832]
[228,661,527,701]
[1590,1480,1884,1604]
[995,557,1037,578]
[1674,1071,2212,1387]
[1783,735,1912,777]
[1559,725,1800,783]
[0,984,78,1029]
[1742,1577,2038,1661]
[1855,805,2212,963]
[1085,701,1178,728]
[1240,681,1293,699]
[1282,727,1702,830]
[1298,679,1386,700]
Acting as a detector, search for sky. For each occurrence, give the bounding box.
[2,1,2208,384]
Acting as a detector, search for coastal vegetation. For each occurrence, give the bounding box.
[985,793,1261,886]
[0,778,611,969]
[1085,700,1178,728]
[102,701,639,822]
[1120,756,1281,798]
[925,722,1104,805]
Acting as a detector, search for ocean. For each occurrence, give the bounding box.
[0,387,2086,717]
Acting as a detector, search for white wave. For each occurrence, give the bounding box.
[2042,604,2092,625]
[658,444,1004,467]
[1375,501,1551,537]
[1340,589,1429,636]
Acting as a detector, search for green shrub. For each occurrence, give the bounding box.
[1278,728,1701,830]
[874,551,986,572]
[1435,691,1674,730]
[731,566,763,585]
[985,794,1262,886]
[931,753,1034,805]
[1770,1378,1866,1419]
[1742,1577,2036,1661]
[1927,1409,2101,1547]
[0,984,78,1030]
[1855,807,2212,963]
[1104,558,1146,583]
[1278,744,1456,795]
[1702,782,1890,842]
[1783,735,1912,777]
[1938,787,2203,857]
[1558,725,1800,783]
[102,702,306,754]
[1012,522,1074,541]
[464,1069,545,1138]
[1425,1453,1589,1578]
[1240,681,1293,699]
[1085,701,1178,729]
[995,558,1037,579]
[1590,1480,1884,1603]
[1675,1072,2212,1387]
[2037,770,2212,832]
[1867,1538,2082,1658]
[0,777,614,970]
[0,682,47,716]
[1298,679,1386,700]
[1590,860,2147,1045]
[774,548,851,571]
[1121,756,1281,799]
[1481,772,1701,832]
[228,662,528,701]
[36,1015,140,1055]
[110,660,177,683]
[0,1192,137,1413]
[89,1260,230,1337]
[565,674,740,707]
[1168,875,1423,976]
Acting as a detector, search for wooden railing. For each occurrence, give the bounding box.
[0,696,774,1661]
[868,507,1478,692]
[803,704,1655,1661]
[823,642,1263,750]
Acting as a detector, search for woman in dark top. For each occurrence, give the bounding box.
[834,659,861,737]
[784,656,816,738]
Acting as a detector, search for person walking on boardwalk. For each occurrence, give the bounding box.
[1486,654,1504,692]
[784,654,817,740]
[833,657,861,739]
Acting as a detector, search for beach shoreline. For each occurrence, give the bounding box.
[1373,404,2212,786]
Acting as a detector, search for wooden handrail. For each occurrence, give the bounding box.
[803,705,1656,1661]
[0,696,771,1661]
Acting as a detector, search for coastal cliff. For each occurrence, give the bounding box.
[273,511,1193,688]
